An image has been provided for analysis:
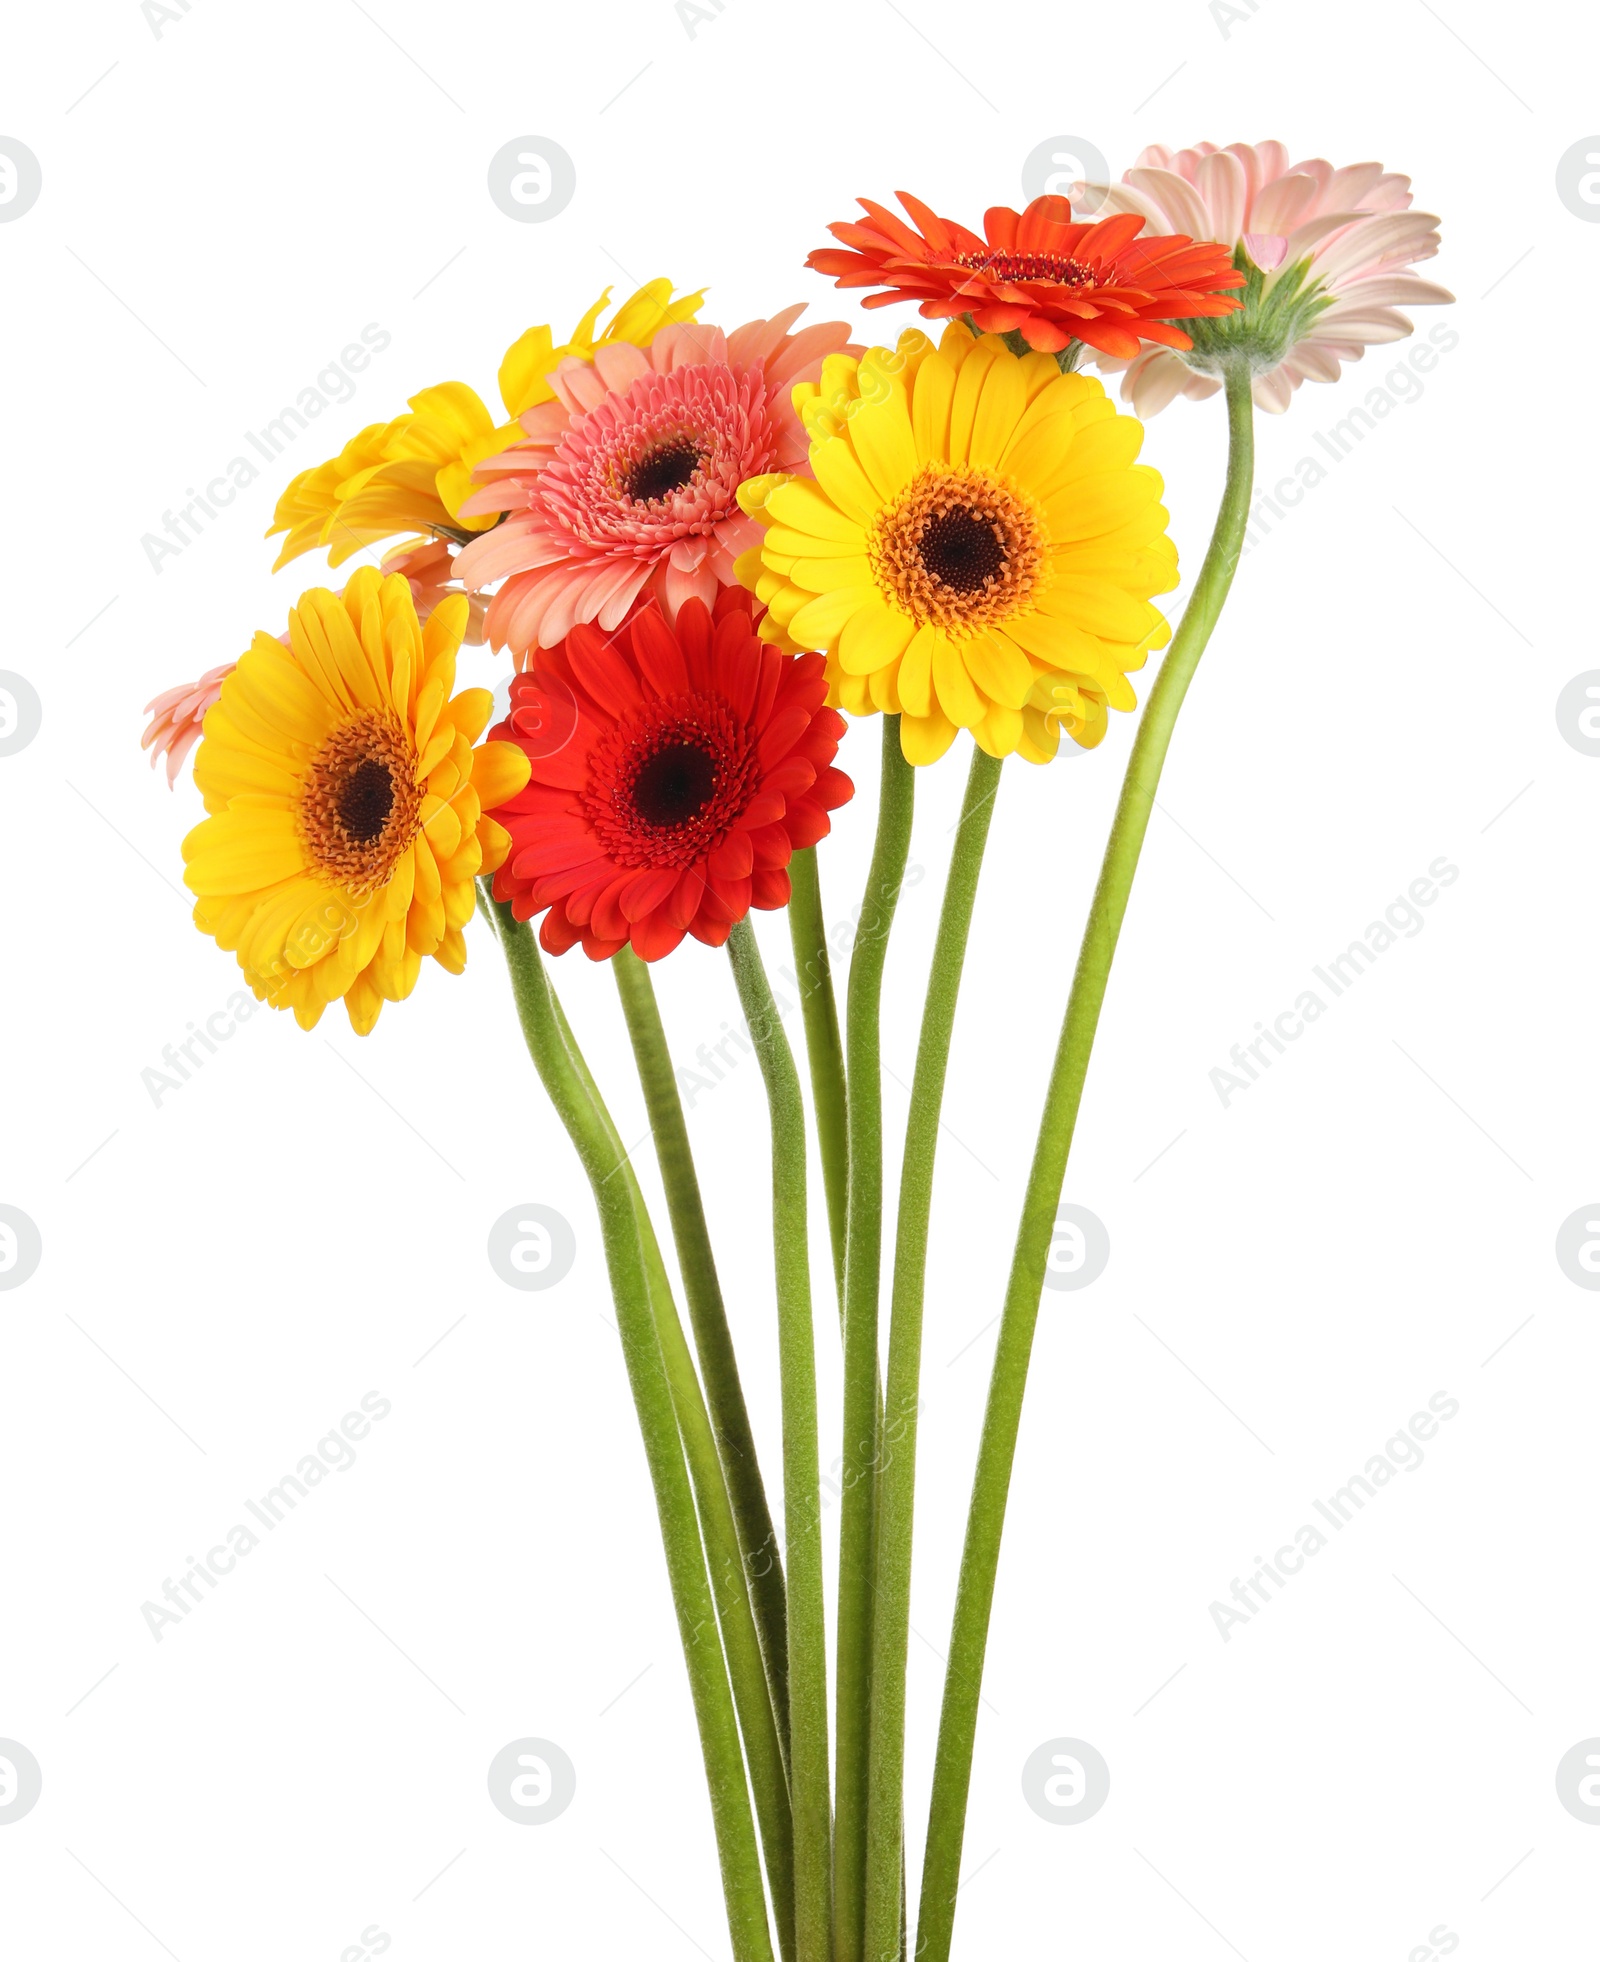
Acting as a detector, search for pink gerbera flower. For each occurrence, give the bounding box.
[381,536,488,645]
[454,307,854,665]
[142,664,235,785]
[1082,142,1453,413]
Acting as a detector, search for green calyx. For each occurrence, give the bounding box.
[1174,240,1334,377]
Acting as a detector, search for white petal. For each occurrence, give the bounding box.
[1333,273,1455,308]
[1286,343,1345,384]
[1278,212,1366,265]
[1196,150,1248,245]
[1253,365,1297,413]
[1124,166,1218,241]
[1314,212,1442,285]
[1321,162,1386,213]
[1310,304,1416,344]
[1093,182,1173,232]
[1251,172,1321,236]
[1129,351,1197,416]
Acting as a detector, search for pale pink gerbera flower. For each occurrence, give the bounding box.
[381,536,489,644]
[142,664,235,785]
[454,306,853,663]
[1082,142,1453,414]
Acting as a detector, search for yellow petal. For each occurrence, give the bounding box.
[808,438,882,529]
[973,703,1024,758]
[900,707,958,766]
[947,337,1002,467]
[183,809,306,895]
[787,587,867,651]
[932,633,986,728]
[910,349,956,465]
[765,478,868,545]
[471,739,532,810]
[846,395,918,502]
[962,631,1035,711]
[477,814,513,874]
[434,925,469,974]
[837,600,916,678]
[967,354,1027,472]
[420,795,462,859]
[897,624,937,717]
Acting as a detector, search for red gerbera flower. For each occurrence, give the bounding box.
[487,589,853,962]
[807,191,1245,360]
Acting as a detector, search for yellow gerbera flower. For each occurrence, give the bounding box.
[182,568,531,1035]
[735,324,1179,766]
[267,278,705,572]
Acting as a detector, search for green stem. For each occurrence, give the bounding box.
[544,957,794,1962]
[836,715,916,1962]
[486,898,775,1962]
[863,745,1002,1962]
[611,947,793,1777]
[726,919,833,1962]
[786,846,849,1310]
[915,362,1255,1962]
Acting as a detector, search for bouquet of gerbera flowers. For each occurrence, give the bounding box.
[146,143,1449,1962]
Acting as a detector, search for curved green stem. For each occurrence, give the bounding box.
[611,947,793,1776]
[545,958,795,1961]
[727,919,832,1962]
[836,715,917,1962]
[486,898,775,1962]
[786,846,849,1311]
[915,362,1255,1962]
[862,745,1002,1962]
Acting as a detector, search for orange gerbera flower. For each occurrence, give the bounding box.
[807,192,1245,360]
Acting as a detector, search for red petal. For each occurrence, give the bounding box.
[764,756,817,797]
[755,705,811,770]
[566,622,643,718]
[669,866,705,929]
[539,908,583,956]
[742,789,786,828]
[707,831,754,880]
[748,823,793,870]
[630,914,686,962]
[630,606,691,697]
[620,868,681,922]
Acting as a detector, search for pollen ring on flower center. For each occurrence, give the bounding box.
[868,464,1044,632]
[581,692,759,871]
[955,249,1096,290]
[300,712,423,894]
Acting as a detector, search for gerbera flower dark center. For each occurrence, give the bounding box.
[917,509,1007,595]
[623,439,703,504]
[870,465,1044,632]
[583,695,758,871]
[301,714,423,894]
[631,741,717,827]
[956,250,1096,289]
[337,756,396,844]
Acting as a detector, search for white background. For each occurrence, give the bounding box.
[3,0,1597,1956]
